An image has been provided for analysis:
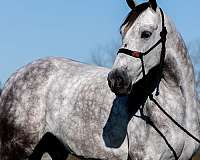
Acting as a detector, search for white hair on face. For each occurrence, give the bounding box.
[124,8,159,52]
[113,7,162,86]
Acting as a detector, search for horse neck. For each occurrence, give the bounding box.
[164,24,197,97]
[162,20,200,129]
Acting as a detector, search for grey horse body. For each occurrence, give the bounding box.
[0,57,128,160]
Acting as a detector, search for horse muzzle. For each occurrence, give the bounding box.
[107,67,132,96]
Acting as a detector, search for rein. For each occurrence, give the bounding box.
[119,8,200,160]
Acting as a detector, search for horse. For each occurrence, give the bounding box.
[107,0,200,159]
[0,1,199,160]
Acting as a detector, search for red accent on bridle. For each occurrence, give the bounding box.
[131,51,142,58]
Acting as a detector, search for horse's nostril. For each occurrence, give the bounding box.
[115,76,124,88]
[107,73,124,91]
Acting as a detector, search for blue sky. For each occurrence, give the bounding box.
[0,0,200,83]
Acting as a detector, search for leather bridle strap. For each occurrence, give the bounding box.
[117,38,163,58]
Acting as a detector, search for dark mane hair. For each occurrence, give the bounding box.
[121,2,150,34]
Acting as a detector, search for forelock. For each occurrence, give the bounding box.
[121,2,150,34]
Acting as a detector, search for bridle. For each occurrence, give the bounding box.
[118,8,167,85]
[118,7,200,160]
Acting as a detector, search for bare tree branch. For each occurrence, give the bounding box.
[90,40,120,68]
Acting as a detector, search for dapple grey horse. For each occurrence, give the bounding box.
[0,0,200,160]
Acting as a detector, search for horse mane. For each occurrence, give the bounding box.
[120,2,149,34]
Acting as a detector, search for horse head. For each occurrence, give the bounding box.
[107,0,166,96]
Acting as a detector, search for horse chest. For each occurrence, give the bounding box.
[127,85,188,159]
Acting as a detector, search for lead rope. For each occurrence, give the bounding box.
[149,94,200,144]
[140,104,178,160]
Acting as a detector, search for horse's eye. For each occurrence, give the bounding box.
[141,31,152,39]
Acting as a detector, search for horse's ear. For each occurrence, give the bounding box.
[126,0,136,9]
[149,0,157,11]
